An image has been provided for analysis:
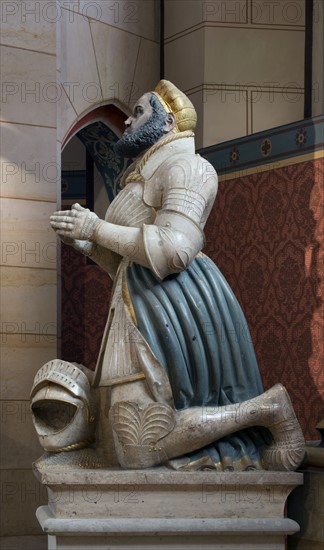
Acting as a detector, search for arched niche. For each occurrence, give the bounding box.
[62,103,130,206]
[60,103,129,370]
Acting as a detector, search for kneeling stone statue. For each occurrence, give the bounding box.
[31,80,305,472]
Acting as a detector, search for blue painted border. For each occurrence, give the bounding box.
[198,115,324,176]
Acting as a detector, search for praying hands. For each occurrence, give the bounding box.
[50,203,100,241]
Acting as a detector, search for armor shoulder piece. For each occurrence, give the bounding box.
[143,152,218,226]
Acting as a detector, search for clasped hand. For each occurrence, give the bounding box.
[50,203,100,241]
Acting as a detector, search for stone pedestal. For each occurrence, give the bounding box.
[33,465,303,550]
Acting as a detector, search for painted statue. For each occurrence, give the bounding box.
[31,80,305,472]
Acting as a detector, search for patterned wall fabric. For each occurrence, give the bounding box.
[61,116,323,441]
[204,157,323,441]
[61,244,112,370]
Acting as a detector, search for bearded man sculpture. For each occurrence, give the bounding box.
[31,80,305,472]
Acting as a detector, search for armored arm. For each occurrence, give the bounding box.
[142,154,218,278]
[143,207,205,280]
[51,155,217,280]
[92,154,217,279]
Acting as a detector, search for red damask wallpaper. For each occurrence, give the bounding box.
[204,158,323,441]
[61,157,324,441]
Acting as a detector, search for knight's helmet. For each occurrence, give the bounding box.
[30,360,97,452]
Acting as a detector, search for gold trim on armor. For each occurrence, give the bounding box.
[125,131,195,185]
[105,371,146,387]
[45,436,95,453]
[122,266,138,326]
[33,451,109,470]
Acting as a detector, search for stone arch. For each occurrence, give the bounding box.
[62,103,126,149]
[60,103,130,370]
[62,103,129,204]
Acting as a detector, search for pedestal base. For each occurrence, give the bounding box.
[34,466,303,550]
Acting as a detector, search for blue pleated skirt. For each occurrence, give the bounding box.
[126,254,271,469]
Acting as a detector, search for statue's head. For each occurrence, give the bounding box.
[114,80,197,158]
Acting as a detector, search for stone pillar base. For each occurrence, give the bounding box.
[34,466,303,550]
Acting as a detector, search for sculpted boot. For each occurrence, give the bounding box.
[259,384,306,470]
[109,383,305,470]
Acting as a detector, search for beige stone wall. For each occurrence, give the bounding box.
[165,0,306,148]
[0,1,159,548]
[0,1,59,547]
[59,0,160,143]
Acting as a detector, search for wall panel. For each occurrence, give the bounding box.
[165,0,306,148]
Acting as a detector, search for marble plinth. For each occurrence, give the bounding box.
[33,465,303,550]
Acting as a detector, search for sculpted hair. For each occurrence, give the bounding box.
[149,93,168,121]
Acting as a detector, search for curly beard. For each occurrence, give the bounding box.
[114,110,166,158]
